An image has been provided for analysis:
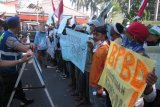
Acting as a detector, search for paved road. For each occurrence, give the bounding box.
[11,62,90,107]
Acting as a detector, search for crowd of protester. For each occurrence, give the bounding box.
[0,14,160,107]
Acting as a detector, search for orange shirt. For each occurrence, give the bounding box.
[89,43,109,87]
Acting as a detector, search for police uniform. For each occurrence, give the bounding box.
[0,16,29,106]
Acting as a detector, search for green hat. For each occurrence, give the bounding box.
[149,26,160,36]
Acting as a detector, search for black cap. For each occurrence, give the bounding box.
[7,16,19,29]
[94,26,107,35]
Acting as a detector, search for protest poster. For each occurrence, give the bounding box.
[60,28,88,73]
[99,42,155,107]
[60,34,71,61]
[145,46,160,90]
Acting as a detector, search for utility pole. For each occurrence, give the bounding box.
[36,0,39,23]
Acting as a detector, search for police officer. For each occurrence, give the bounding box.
[0,53,32,106]
[0,16,34,107]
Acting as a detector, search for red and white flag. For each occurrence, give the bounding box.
[54,0,63,23]
[133,0,148,21]
[137,0,148,17]
[51,0,56,12]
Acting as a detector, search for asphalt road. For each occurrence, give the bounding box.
[11,62,90,107]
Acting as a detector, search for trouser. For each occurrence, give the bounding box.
[89,86,107,107]
[144,89,160,107]
[75,67,81,93]
[0,76,4,107]
[63,61,69,77]
[57,52,69,76]
[0,72,26,106]
[85,71,90,103]
[81,71,87,100]
[38,50,47,66]
[67,62,76,87]
[55,50,64,72]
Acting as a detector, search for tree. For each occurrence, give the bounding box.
[70,0,109,16]
[117,0,155,21]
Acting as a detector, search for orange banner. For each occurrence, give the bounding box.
[99,42,155,107]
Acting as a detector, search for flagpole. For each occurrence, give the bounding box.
[37,0,39,23]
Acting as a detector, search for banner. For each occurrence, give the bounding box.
[60,28,88,73]
[99,42,155,107]
[145,46,160,90]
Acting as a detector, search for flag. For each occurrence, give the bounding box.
[133,0,148,21]
[54,0,63,23]
[137,0,148,17]
[51,0,56,12]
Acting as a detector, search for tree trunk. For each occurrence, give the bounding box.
[154,0,160,21]
[128,0,131,14]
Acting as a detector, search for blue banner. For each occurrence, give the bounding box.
[60,28,89,73]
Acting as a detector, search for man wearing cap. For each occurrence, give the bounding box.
[88,20,101,34]
[122,22,157,107]
[34,23,48,68]
[89,25,110,107]
[87,19,101,48]
[84,19,101,105]
[0,16,34,106]
[110,23,124,44]
[147,26,160,46]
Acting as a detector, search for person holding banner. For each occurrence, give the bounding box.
[0,16,34,107]
[89,25,110,107]
[34,24,48,68]
[60,17,72,79]
[122,22,157,107]
[146,26,160,46]
[146,26,160,107]
[88,20,101,35]
[87,20,101,49]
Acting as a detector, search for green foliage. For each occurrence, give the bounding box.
[112,1,121,14]
[115,0,155,22]
[70,0,156,22]
[70,0,110,15]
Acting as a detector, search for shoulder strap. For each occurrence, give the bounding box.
[0,33,5,43]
